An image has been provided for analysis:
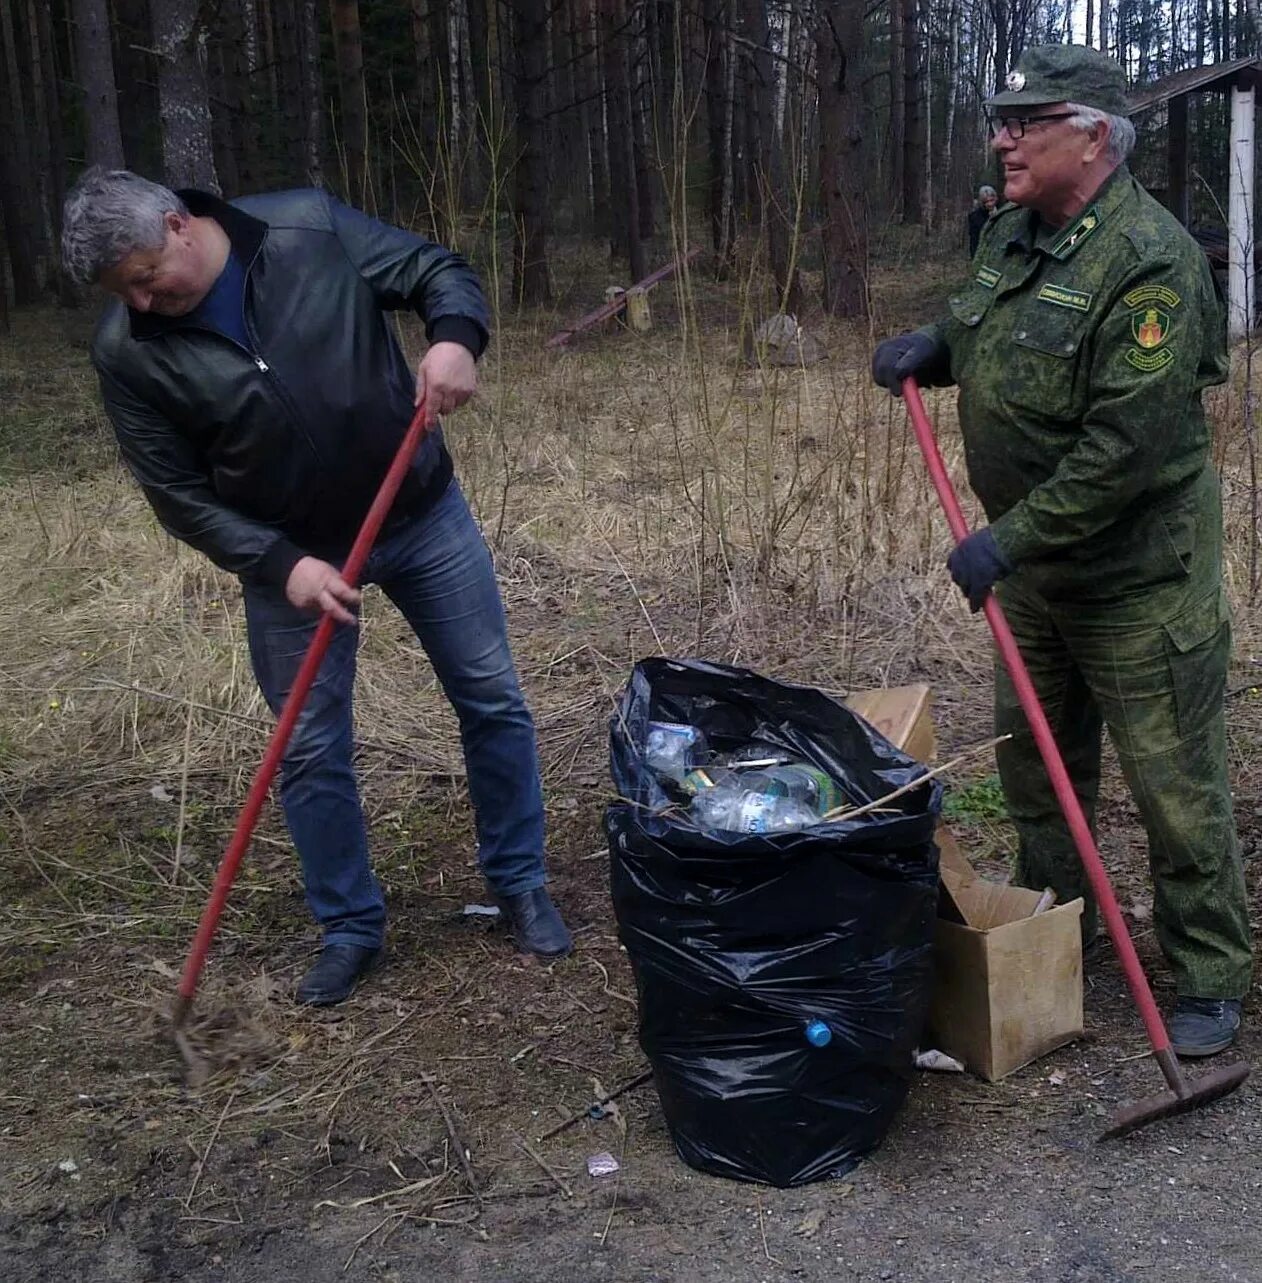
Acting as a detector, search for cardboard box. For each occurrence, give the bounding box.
[844,684,936,764]
[929,827,1084,1080]
[844,686,1084,1081]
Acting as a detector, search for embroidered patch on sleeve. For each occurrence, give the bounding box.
[975,266,1002,289]
[1123,283,1182,309]
[1125,347,1175,372]
[1131,306,1170,348]
[1037,284,1093,312]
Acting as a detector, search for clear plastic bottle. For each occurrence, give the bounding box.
[645,722,708,782]
[729,763,844,814]
[689,785,818,834]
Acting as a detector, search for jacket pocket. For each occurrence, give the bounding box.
[1002,309,1089,420]
[1163,591,1231,740]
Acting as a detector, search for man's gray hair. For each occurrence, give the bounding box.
[978,184,998,199]
[61,168,189,286]
[1066,103,1136,164]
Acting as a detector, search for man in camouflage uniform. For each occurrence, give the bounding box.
[872,44,1253,1056]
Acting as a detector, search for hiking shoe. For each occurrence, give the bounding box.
[496,887,573,960]
[1170,997,1242,1058]
[296,943,386,1006]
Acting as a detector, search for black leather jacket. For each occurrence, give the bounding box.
[92,188,490,586]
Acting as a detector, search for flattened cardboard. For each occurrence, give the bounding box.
[844,684,935,764]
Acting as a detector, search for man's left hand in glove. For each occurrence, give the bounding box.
[946,527,1013,612]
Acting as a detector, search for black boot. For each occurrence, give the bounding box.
[496,887,573,960]
[1170,997,1242,1058]
[296,943,386,1006]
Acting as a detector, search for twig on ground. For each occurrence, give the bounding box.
[185,1089,236,1209]
[422,1075,480,1205]
[756,1189,783,1266]
[539,1069,654,1140]
[586,957,638,1008]
[514,1135,573,1198]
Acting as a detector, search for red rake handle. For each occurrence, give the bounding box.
[901,377,1182,1079]
[173,401,434,1018]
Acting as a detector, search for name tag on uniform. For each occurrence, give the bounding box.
[1037,284,1093,312]
[975,266,1002,289]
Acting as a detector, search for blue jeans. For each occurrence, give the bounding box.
[243,481,547,948]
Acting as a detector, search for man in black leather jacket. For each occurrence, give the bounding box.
[62,168,572,1004]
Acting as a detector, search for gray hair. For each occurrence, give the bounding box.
[61,168,189,285]
[1066,103,1136,164]
[977,184,998,199]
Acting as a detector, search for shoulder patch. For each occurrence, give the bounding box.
[1123,283,1181,309]
[975,265,1002,289]
[1125,347,1175,372]
[1037,284,1093,312]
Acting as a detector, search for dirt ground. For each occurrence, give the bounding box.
[3,250,1262,1283]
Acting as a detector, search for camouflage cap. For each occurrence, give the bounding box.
[986,44,1128,116]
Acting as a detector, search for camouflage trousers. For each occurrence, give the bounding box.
[993,574,1253,999]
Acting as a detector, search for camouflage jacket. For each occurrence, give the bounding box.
[922,166,1228,600]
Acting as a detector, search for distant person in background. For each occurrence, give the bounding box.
[967,185,1000,257]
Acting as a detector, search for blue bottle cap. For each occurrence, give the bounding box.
[804,1019,832,1047]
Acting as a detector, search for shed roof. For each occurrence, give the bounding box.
[1128,56,1262,115]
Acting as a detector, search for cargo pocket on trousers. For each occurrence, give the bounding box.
[1163,592,1231,740]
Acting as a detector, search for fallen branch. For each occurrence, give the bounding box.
[513,1135,573,1198]
[538,1068,654,1141]
[544,249,701,349]
[422,1076,480,1205]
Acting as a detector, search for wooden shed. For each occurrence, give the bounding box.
[1128,56,1262,339]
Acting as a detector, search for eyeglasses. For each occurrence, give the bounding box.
[986,111,1077,139]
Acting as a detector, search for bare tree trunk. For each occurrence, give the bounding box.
[889,0,904,217]
[22,0,53,261]
[601,0,645,278]
[208,32,240,196]
[154,0,220,190]
[275,0,323,187]
[409,0,440,234]
[0,0,42,299]
[901,0,923,224]
[33,0,72,299]
[741,0,795,309]
[511,0,552,303]
[702,0,733,271]
[298,0,323,186]
[223,0,263,193]
[816,0,867,319]
[580,0,610,236]
[70,0,124,167]
[630,0,654,239]
[330,0,370,208]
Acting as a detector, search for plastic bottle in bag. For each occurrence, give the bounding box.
[730,764,844,814]
[645,722,708,782]
[689,785,819,834]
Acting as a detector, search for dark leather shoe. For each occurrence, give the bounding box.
[1170,997,1242,1058]
[296,943,386,1006]
[496,887,573,960]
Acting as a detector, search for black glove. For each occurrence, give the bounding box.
[871,332,947,396]
[946,528,1013,612]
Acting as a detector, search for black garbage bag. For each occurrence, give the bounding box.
[606,658,941,1188]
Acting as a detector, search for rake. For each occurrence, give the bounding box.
[169,398,433,1079]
